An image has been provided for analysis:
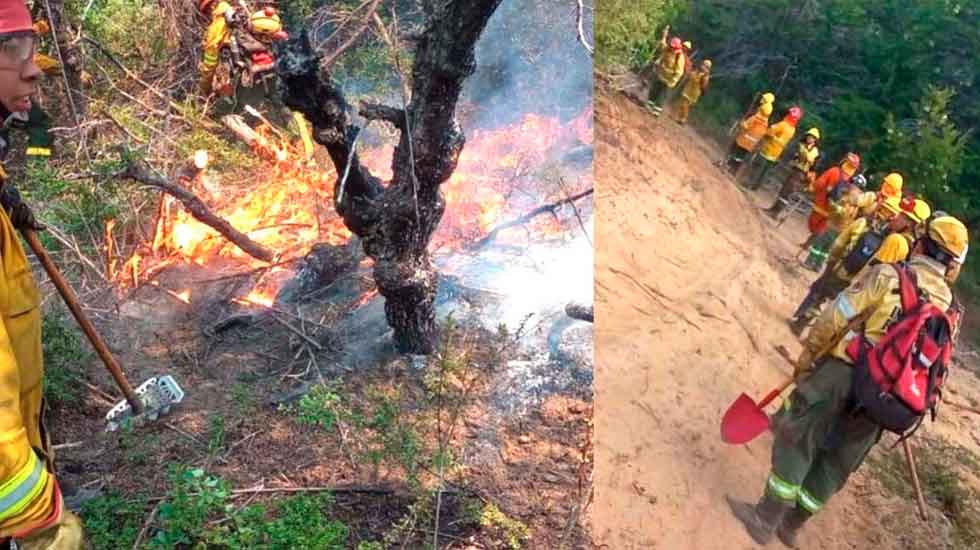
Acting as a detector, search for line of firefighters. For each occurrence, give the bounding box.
[647,26,974,550]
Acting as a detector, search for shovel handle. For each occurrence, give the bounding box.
[756,378,794,408]
[21,230,144,414]
[902,439,928,521]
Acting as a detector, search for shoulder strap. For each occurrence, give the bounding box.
[892,263,919,312]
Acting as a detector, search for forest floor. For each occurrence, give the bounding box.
[42,169,593,549]
[592,82,980,550]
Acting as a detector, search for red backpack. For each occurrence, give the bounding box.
[846,264,954,437]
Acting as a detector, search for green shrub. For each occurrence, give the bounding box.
[41,314,90,406]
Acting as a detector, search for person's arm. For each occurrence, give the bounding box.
[827,219,857,264]
[803,264,891,365]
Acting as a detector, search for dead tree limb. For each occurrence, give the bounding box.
[319,0,385,68]
[43,0,87,121]
[121,162,275,263]
[476,188,593,247]
[278,0,503,354]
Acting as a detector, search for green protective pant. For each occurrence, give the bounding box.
[746,158,777,190]
[804,230,837,271]
[647,79,671,113]
[792,268,849,322]
[764,358,882,515]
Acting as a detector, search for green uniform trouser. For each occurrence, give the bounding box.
[746,158,777,190]
[647,79,671,112]
[764,358,882,515]
[804,229,837,271]
[792,268,849,322]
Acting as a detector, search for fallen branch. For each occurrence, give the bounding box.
[121,161,275,263]
[477,188,594,247]
[131,502,160,550]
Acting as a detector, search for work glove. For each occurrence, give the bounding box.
[13,509,85,550]
[0,185,45,231]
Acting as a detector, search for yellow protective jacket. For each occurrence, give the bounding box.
[201,1,235,72]
[655,48,686,88]
[680,68,710,103]
[828,218,911,282]
[759,120,797,162]
[0,202,60,539]
[808,256,952,363]
[789,142,819,173]
[735,112,770,151]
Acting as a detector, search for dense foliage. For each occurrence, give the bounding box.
[597,0,980,296]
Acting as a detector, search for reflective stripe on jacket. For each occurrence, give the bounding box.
[735,113,770,151]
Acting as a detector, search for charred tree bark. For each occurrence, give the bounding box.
[42,0,87,120]
[278,0,502,354]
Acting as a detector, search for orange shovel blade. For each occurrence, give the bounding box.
[721,392,772,444]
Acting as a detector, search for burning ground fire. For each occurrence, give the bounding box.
[115,106,593,309]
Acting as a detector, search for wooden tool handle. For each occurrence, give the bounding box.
[21,230,143,414]
[902,439,929,521]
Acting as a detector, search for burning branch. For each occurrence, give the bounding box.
[279,0,503,354]
[121,160,276,263]
[476,188,593,248]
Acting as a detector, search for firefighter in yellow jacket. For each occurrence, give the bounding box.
[672,58,710,124]
[647,25,686,116]
[0,1,84,547]
[745,106,802,189]
[765,127,820,217]
[729,215,967,547]
[726,101,772,174]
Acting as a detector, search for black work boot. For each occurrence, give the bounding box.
[776,506,812,548]
[726,494,791,545]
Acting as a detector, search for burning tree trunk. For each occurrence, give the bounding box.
[278,1,502,354]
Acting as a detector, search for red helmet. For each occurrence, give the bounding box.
[199,0,217,12]
[669,37,683,50]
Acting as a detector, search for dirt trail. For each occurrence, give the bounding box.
[593,88,980,549]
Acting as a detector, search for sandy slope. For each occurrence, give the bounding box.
[592,87,980,550]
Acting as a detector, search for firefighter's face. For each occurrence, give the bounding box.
[0,33,41,113]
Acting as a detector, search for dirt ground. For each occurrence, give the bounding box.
[592,86,980,549]
[42,255,591,547]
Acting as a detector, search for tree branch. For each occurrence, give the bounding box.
[120,161,275,263]
[359,102,406,131]
[476,188,594,248]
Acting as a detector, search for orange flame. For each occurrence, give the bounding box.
[117,109,592,301]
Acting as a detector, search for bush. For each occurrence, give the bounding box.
[41,313,90,406]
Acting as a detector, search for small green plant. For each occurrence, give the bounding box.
[207,414,226,458]
[292,383,343,430]
[477,502,530,550]
[41,313,90,406]
[80,493,146,549]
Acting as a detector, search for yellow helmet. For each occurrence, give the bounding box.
[903,199,931,225]
[702,59,712,69]
[682,40,692,49]
[879,196,902,217]
[805,127,821,140]
[249,8,283,35]
[761,92,775,104]
[759,103,773,116]
[927,215,969,263]
[880,172,903,199]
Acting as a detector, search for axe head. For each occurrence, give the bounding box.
[105,375,185,432]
